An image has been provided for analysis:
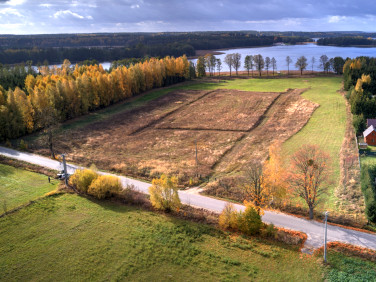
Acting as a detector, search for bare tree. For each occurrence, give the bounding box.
[271,57,277,76]
[224,54,233,76]
[286,56,292,76]
[289,145,331,219]
[295,56,308,75]
[216,58,222,76]
[265,57,271,76]
[311,56,315,74]
[232,53,242,75]
[253,54,264,77]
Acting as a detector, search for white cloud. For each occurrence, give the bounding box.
[131,4,140,8]
[53,10,86,19]
[328,15,347,23]
[6,0,26,6]
[39,3,52,8]
[0,7,22,17]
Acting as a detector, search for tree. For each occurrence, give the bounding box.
[263,142,288,205]
[253,54,264,77]
[224,54,233,76]
[232,53,241,75]
[265,57,271,76]
[319,55,329,73]
[242,161,269,214]
[289,145,331,219]
[149,174,181,212]
[216,58,222,76]
[196,56,206,77]
[286,56,292,76]
[244,55,252,76]
[295,56,308,75]
[311,56,315,74]
[332,57,345,75]
[271,57,277,76]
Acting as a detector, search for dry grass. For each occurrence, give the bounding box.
[335,90,365,223]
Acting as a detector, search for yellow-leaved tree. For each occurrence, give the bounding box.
[263,141,289,206]
[149,175,181,212]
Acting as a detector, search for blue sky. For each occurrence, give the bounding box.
[0,0,375,34]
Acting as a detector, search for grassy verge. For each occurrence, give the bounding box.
[0,163,58,212]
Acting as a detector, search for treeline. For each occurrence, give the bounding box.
[0,56,190,141]
[318,37,376,46]
[0,63,36,90]
[343,57,376,134]
[0,43,195,65]
[195,53,346,77]
[0,32,311,65]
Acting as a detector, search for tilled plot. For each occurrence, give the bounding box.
[156,89,279,131]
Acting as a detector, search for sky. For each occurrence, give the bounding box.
[0,0,375,34]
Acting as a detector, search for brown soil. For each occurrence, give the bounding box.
[31,88,317,185]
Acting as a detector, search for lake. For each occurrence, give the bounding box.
[190,43,376,72]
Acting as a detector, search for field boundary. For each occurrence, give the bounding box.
[129,90,217,135]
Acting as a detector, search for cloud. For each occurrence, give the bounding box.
[0,7,22,16]
[53,10,91,20]
[328,16,347,23]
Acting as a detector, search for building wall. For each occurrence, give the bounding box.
[365,131,376,145]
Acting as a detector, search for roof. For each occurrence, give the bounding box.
[364,125,375,137]
[367,119,376,127]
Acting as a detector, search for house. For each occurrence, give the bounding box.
[364,125,376,145]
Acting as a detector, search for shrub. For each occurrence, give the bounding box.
[69,169,98,193]
[87,175,122,199]
[18,139,28,151]
[237,203,262,235]
[219,203,238,230]
[264,223,277,238]
[149,174,181,212]
[361,164,376,223]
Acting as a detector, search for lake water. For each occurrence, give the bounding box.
[190,43,376,72]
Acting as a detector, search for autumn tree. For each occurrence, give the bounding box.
[231,53,242,75]
[265,57,271,76]
[263,142,288,205]
[253,54,264,77]
[242,161,269,214]
[286,56,292,76]
[224,54,233,76]
[149,174,181,212]
[289,145,331,219]
[196,56,206,77]
[295,56,308,75]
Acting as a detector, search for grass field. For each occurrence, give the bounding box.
[1,166,375,281]
[0,163,58,212]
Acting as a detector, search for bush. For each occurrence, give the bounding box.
[361,164,376,223]
[87,175,122,199]
[149,174,181,212]
[237,203,262,235]
[264,223,277,238]
[219,203,238,230]
[18,139,28,151]
[69,169,98,193]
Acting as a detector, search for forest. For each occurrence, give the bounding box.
[0,56,190,141]
[317,37,376,46]
[0,32,311,65]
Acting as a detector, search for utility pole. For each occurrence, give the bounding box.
[61,154,68,186]
[324,211,329,263]
[195,139,198,177]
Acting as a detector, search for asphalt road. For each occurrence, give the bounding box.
[1,146,376,251]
